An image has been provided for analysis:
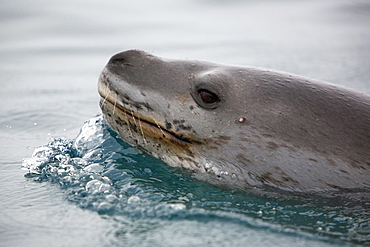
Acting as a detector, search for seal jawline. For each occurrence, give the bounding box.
[100,98,196,146]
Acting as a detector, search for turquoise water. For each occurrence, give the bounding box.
[1,0,369,246]
[21,116,370,246]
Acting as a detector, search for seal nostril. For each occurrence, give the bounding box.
[111,60,134,67]
[108,49,147,66]
[109,54,132,66]
[108,49,152,67]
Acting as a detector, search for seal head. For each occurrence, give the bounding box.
[98,49,370,195]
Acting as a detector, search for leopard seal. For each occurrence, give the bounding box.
[98,49,370,196]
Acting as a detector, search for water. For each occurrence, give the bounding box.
[1,0,369,246]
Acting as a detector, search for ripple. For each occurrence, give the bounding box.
[21,114,370,245]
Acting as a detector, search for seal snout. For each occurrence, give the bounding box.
[108,49,149,67]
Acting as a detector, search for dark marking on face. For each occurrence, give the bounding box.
[177,124,192,131]
[339,169,349,174]
[236,154,252,166]
[112,88,122,98]
[165,121,172,130]
[298,126,309,134]
[261,133,273,138]
[350,160,366,170]
[218,136,231,141]
[173,119,186,124]
[129,122,138,132]
[282,175,299,183]
[213,135,232,145]
[274,166,299,184]
[259,172,282,184]
[208,144,220,150]
[323,182,351,192]
[327,158,337,167]
[308,158,318,163]
[239,137,250,142]
[131,101,143,110]
[143,102,153,111]
[266,141,279,151]
[186,149,195,158]
[115,119,124,127]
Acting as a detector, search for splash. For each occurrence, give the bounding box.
[21,115,198,216]
[22,115,370,245]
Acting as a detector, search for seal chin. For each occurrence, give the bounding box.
[99,96,211,176]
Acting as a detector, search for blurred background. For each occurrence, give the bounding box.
[1,0,369,246]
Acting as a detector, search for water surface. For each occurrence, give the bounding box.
[1,0,369,246]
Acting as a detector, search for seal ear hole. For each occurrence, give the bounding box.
[198,89,220,104]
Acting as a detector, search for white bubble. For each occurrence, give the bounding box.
[85,179,111,194]
[168,203,186,210]
[83,163,104,173]
[127,195,141,204]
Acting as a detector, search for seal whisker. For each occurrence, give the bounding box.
[101,91,110,109]
[112,99,117,115]
[102,93,109,106]
[129,104,146,145]
[128,104,138,126]
[102,83,111,106]
[137,117,147,147]
[151,115,166,138]
[122,105,135,138]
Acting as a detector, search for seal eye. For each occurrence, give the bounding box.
[198,89,220,104]
[192,87,222,110]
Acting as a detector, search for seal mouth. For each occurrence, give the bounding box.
[98,68,202,147]
[99,95,195,146]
